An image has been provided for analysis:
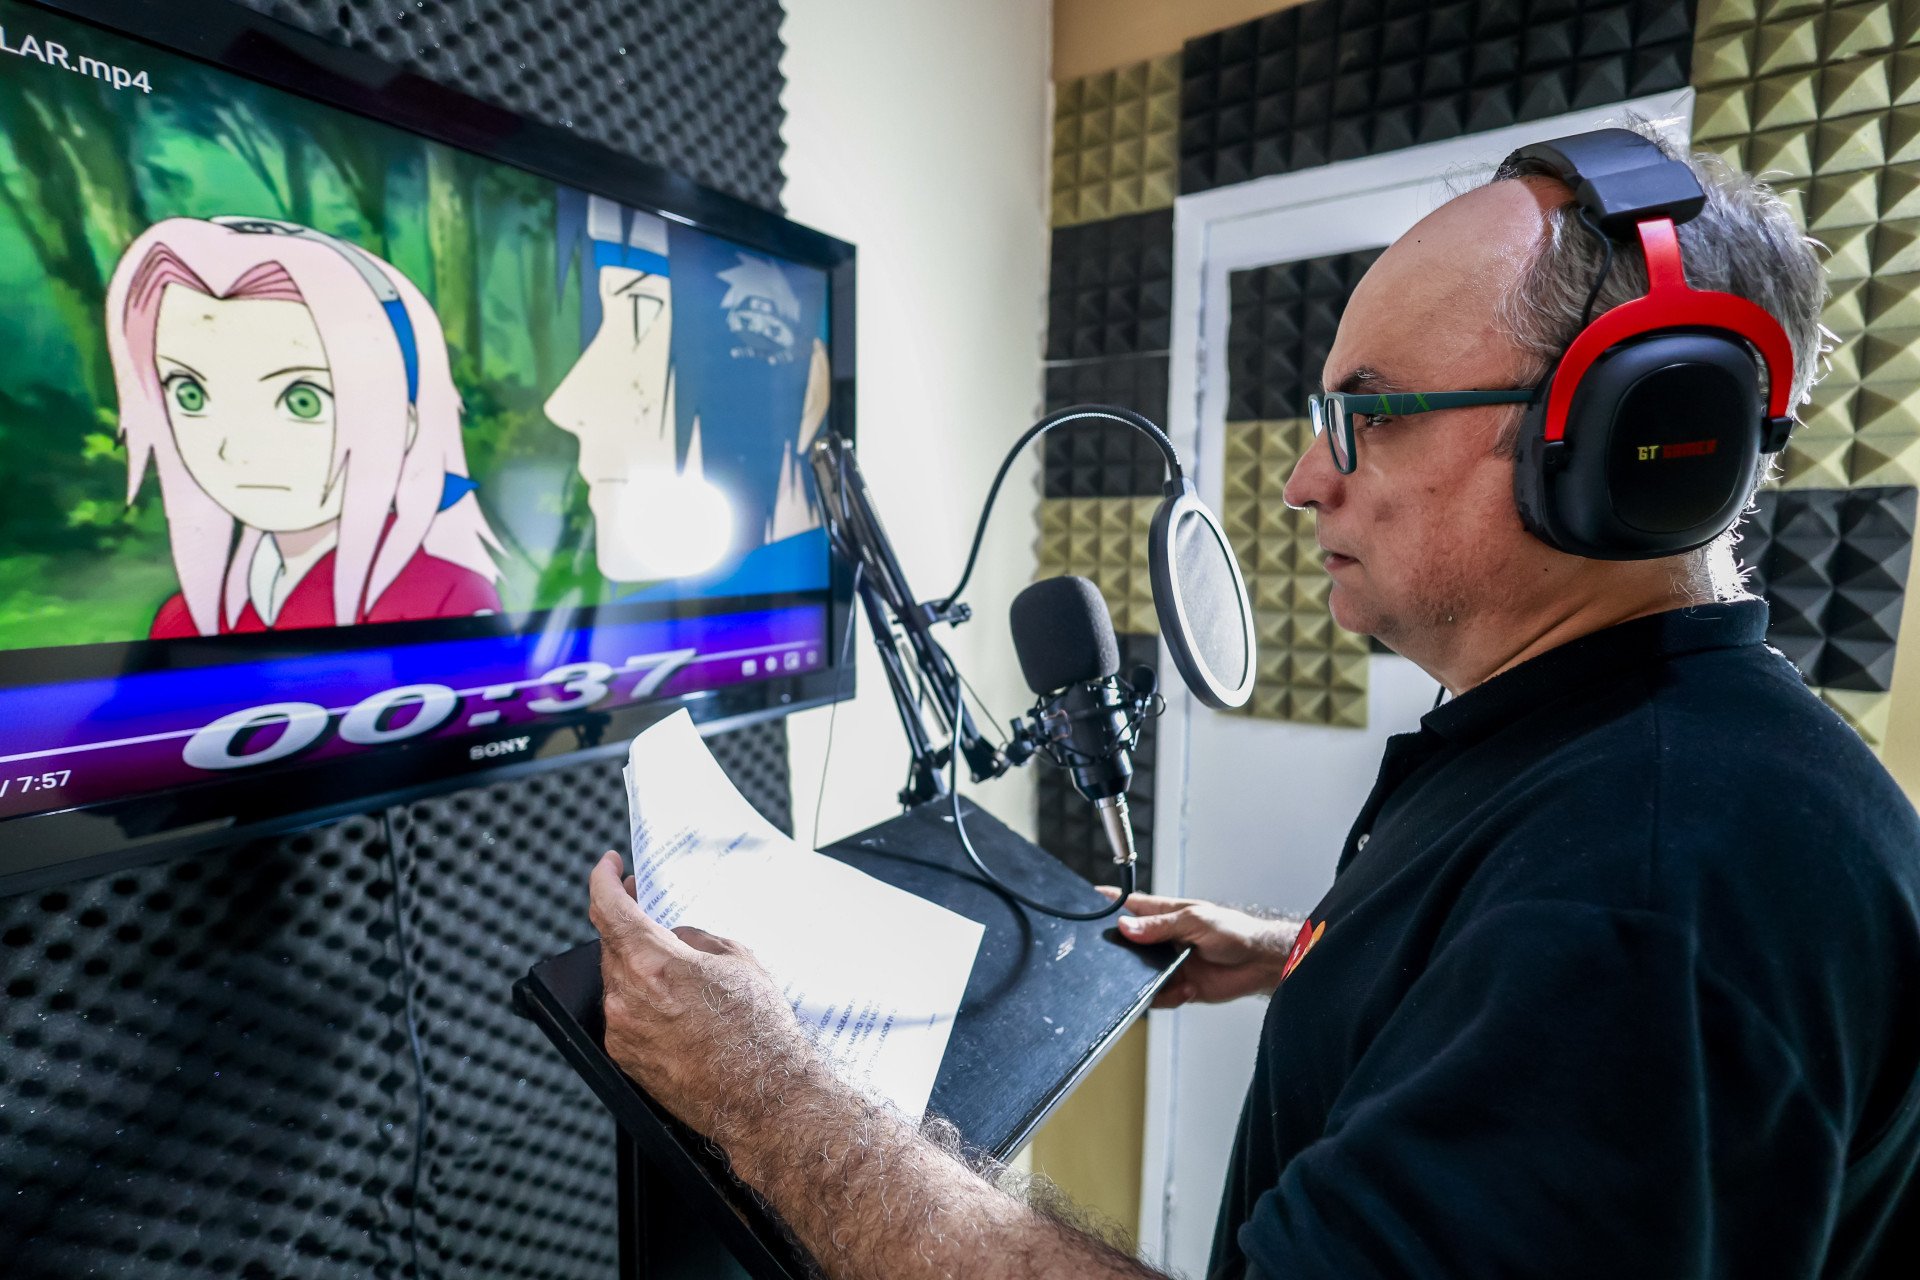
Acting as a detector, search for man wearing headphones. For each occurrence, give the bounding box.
[587,126,1920,1277]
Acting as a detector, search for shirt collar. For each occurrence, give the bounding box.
[1420,599,1771,746]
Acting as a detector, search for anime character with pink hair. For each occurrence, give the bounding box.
[104,216,503,637]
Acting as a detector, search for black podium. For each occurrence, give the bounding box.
[513,797,1182,1278]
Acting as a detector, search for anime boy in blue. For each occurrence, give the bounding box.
[543,190,830,600]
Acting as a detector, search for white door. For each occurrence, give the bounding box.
[1138,90,1695,1276]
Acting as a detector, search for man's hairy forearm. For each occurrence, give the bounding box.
[705,1033,1164,1280]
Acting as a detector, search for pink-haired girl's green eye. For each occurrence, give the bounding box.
[169,376,206,413]
[280,383,328,420]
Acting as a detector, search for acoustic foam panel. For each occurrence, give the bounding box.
[1041,356,1174,499]
[1227,248,1385,420]
[1179,0,1697,196]
[1036,498,1162,636]
[1034,634,1162,891]
[235,0,788,211]
[5,1,797,1276]
[1692,0,1920,491]
[0,723,795,1279]
[1041,207,1176,501]
[1052,54,1182,227]
[1047,209,1176,362]
[1737,485,1918,696]
[1221,419,1372,727]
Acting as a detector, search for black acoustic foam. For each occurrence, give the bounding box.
[1042,357,1174,498]
[234,0,788,211]
[1228,248,1385,420]
[1179,0,1696,196]
[1739,486,1918,692]
[1042,205,1175,500]
[0,723,793,1280]
[3,0,797,1276]
[1046,209,1176,362]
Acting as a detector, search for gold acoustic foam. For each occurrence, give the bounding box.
[1693,0,1920,492]
[1052,54,1181,227]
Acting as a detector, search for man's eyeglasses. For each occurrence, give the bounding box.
[1307,389,1536,474]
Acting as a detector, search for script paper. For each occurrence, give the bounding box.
[620,711,983,1122]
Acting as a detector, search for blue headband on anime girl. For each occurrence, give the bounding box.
[209,216,421,404]
[209,216,476,512]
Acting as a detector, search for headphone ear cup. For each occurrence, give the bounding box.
[1522,334,1764,560]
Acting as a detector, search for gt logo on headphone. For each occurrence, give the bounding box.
[1635,440,1720,461]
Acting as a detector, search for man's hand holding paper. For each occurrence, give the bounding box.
[588,711,983,1128]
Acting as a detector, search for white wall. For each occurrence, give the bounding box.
[778,0,1052,848]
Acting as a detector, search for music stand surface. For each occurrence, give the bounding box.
[513,797,1182,1278]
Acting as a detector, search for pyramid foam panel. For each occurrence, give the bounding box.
[1820,685,1896,748]
[1041,356,1174,498]
[1735,485,1917,696]
[1221,419,1371,727]
[1045,354,1172,424]
[1034,634,1162,889]
[1042,415,1171,499]
[1180,0,1697,196]
[1048,209,1176,361]
[235,0,788,210]
[0,722,795,1279]
[1036,498,1163,635]
[5,3,796,1274]
[1227,249,1385,420]
[1053,54,1182,226]
[1692,0,1920,491]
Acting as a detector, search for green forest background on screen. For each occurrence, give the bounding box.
[0,2,614,650]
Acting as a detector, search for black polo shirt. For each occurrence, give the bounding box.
[1209,601,1920,1280]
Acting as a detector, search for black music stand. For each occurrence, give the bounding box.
[513,797,1182,1279]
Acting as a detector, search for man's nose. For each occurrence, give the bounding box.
[1283,428,1341,512]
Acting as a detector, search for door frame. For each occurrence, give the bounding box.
[1138,89,1696,1266]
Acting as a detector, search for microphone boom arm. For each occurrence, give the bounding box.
[810,433,1009,809]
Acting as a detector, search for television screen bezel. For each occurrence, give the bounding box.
[0,0,858,896]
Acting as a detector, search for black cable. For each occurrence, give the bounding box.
[810,559,864,852]
[956,665,1011,750]
[938,405,1181,612]
[1576,205,1616,330]
[381,806,432,1280]
[947,678,1131,921]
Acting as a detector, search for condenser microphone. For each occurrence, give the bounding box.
[1008,575,1151,869]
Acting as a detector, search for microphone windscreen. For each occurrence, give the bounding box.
[1149,483,1256,709]
[1009,576,1120,694]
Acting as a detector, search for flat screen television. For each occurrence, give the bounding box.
[0,0,857,894]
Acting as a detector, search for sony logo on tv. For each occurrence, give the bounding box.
[470,736,532,761]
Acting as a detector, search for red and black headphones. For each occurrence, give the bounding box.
[1503,129,1798,561]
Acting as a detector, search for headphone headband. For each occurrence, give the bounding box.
[1543,217,1796,441]
[1505,128,1706,236]
[1498,129,1798,451]
[1501,129,1801,560]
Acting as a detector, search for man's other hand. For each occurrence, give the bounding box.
[587,850,814,1136]
[1096,888,1301,1009]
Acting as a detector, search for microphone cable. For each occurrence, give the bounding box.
[809,559,864,853]
[946,677,1132,922]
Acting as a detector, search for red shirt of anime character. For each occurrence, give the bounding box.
[149,545,501,637]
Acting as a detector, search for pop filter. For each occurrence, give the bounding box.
[1150,479,1256,709]
[939,404,1257,711]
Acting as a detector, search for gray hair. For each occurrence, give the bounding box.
[1483,121,1832,589]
